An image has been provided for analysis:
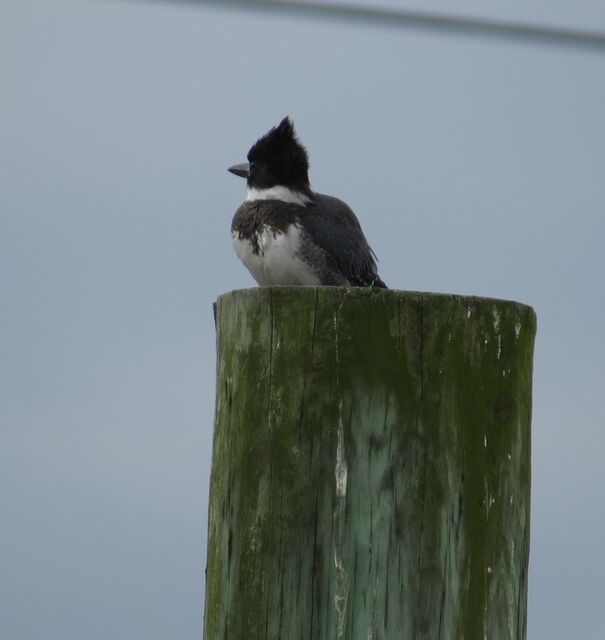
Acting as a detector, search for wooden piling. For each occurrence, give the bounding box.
[204,287,536,640]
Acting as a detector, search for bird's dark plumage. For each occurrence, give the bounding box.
[228,117,387,288]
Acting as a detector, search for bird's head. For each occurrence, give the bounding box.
[228,117,310,193]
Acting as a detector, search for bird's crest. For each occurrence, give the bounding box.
[247,117,310,189]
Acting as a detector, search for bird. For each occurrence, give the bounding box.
[228,117,387,288]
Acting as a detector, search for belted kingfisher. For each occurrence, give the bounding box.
[228,117,387,288]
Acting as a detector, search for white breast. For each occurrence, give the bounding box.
[232,224,320,286]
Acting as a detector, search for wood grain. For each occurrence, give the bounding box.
[204,287,536,640]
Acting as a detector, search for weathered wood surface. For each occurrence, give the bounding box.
[204,287,536,640]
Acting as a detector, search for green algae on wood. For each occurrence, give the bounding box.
[204,287,536,640]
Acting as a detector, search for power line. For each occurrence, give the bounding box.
[144,0,605,51]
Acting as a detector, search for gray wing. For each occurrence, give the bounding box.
[301,194,387,288]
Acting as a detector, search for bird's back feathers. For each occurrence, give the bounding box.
[232,194,386,288]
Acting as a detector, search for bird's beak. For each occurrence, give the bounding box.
[228,162,250,179]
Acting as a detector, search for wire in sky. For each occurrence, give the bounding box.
[145,0,605,51]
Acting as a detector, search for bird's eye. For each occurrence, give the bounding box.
[249,161,256,173]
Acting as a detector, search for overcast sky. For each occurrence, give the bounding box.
[1,1,604,638]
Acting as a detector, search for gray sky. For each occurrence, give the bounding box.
[1,1,604,638]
